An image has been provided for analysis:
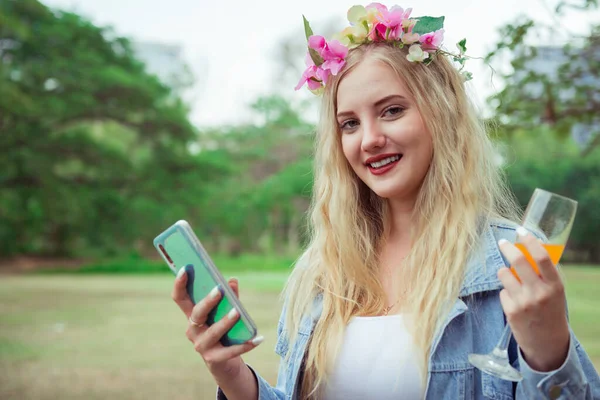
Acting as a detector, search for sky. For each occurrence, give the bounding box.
[43,0,597,129]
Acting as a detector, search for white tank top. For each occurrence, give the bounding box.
[322,314,425,400]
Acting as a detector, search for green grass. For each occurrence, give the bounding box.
[561,266,600,365]
[34,253,298,275]
[0,272,288,400]
[0,266,598,399]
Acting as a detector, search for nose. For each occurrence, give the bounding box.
[361,121,386,152]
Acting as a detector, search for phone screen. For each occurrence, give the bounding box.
[157,223,257,345]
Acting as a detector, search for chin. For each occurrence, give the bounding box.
[367,181,420,203]
[369,185,405,200]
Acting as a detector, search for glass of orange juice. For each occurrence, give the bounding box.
[468,188,578,382]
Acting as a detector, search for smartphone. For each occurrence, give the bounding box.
[153,220,258,346]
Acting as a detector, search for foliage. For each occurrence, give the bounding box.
[34,253,296,274]
[0,0,225,257]
[486,0,600,155]
[192,95,314,255]
[0,0,315,261]
[499,127,600,262]
[1,0,599,267]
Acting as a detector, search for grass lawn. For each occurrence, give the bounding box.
[0,266,598,399]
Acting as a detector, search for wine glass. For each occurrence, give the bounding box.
[468,188,578,382]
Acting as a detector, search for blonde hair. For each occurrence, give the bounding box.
[284,42,520,398]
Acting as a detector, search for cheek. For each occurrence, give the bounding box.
[416,135,434,176]
[340,135,358,164]
[407,121,432,157]
[422,137,433,160]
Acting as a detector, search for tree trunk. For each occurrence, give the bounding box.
[590,245,600,265]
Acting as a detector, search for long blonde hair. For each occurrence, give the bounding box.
[284,42,520,398]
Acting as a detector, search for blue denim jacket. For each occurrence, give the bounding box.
[219,220,600,399]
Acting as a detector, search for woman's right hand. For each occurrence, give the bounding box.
[171,269,264,387]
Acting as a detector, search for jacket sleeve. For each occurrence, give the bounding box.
[216,302,292,400]
[216,361,288,400]
[516,330,600,399]
[217,252,314,399]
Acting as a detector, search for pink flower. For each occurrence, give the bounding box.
[295,53,330,91]
[371,6,412,41]
[364,2,387,39]
[320,39,348,75]
[294,65,326,91]
[365,2,388,13]
[308,35,326,53]
[296,36,348,91]
[420,28,444,50]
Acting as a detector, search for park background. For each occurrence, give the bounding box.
[1,0,599,398]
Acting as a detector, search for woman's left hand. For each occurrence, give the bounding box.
[497,226,571,372]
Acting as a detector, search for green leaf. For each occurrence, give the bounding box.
[457,38,467,53]
[412,16,445,35]
[461,71,473,81]
[302,15,323,66]
[303,15,314,41]
[308,48,324,66]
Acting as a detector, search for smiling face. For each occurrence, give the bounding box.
[336,56,433,205]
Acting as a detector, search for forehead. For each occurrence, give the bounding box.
[336,58,411,111]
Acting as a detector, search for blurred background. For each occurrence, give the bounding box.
[0,0,598,398]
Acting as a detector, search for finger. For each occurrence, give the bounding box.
[189,285,223,327]
[228,277,239,299]
[517,228,561,283]
[498,288,519,323]
[204,336,264,362]
[497,267,521,296]
[171,269,195,318]
[498,238,539,284]
[197,307,241,351]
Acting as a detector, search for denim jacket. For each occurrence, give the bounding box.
[218,220,600,399]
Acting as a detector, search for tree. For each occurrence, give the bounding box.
[0,0,221,257]
[486,0,599,155]
[194,95,314,255]
[498,125,600,263]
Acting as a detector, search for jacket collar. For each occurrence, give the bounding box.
[307,220,517,325]
[459,221,512,297]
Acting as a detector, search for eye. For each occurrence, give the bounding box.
[383,106,405,117]
[339,119,359,131]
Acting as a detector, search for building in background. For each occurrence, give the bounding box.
[131,40,210,126]
[131,40,200,103]
[517,45,599,148]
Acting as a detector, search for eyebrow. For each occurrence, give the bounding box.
[336,94,408,120]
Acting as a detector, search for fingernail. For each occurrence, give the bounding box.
[229,276,238,283]
[228,308,239,320]
[176,268,186,279]
[209,286,220,299]
[516,226,529,237]
[498,239,509,246]
[251,335,264,346]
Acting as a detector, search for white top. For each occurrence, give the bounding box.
[322,314,425,400]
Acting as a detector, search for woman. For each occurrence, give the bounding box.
[172,3,600,399]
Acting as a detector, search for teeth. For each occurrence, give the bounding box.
[369,155,401,168]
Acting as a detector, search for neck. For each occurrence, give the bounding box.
[386,196,416,246]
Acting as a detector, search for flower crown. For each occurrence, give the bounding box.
[295,3,473,95]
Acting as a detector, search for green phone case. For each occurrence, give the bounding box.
[153,220,258,346]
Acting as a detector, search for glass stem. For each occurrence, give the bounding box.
[493,323,513,358]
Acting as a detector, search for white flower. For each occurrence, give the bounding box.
[406,44,429,62]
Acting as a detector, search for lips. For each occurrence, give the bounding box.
[365,154,402,176]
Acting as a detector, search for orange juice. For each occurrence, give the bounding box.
[510,243,564,279]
